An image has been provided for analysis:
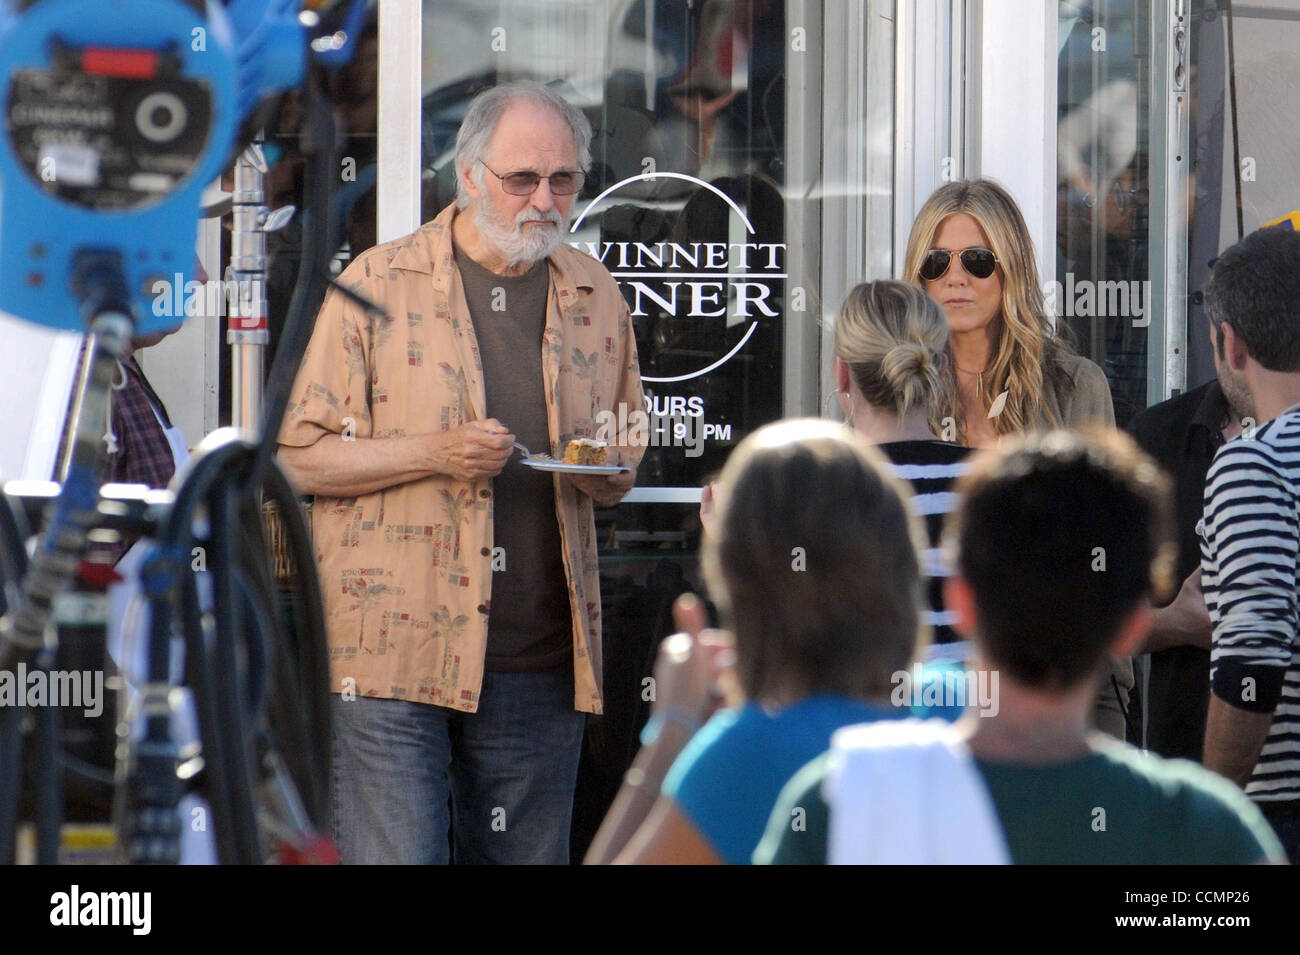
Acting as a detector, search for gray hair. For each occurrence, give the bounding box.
[453,81,593,208]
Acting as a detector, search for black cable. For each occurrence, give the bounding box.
[1225,0,1245,241]
[130,436,252,863]
[236,495,274,716]
[32,697,62,864]
[253,71,341,487]
[176,526,239,864]
[0,491,29,862]
[0,491,31,616]
[261,463,331,824]
[140,438,330,861]
[139,442,265,864]
[208,477,263,863]
[0,705,22,864]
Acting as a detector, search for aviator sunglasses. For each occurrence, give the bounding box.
[478,160,585,196]
[919,247,999,281]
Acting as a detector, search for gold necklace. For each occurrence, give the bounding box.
[956,365,985,398]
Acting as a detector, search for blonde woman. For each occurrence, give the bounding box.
[903,180,1129,737]
[832,280,970,649]
[902,178,1114,447]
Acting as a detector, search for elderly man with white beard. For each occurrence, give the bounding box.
[278,82,645,864]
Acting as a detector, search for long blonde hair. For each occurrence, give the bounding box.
[834,281,955,429]
[902,179,1073,440]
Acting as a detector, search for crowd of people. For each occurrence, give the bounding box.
[267,80,1297,864]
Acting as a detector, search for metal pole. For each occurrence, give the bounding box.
[228,139,270,433]
[1149,0,1190,404]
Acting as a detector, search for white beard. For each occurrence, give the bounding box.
[474,199,566,268]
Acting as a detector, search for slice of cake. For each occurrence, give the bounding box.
[562,437,608,465]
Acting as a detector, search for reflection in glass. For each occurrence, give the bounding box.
[1056,2,1148,427]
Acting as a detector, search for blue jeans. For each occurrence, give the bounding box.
[331,666,587,864]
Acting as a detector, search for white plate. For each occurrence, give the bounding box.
[521,455,628,475]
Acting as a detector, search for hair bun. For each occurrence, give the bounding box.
[910,344,931,375]
[885,342,929,377]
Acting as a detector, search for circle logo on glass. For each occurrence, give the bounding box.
[569,171,785,383]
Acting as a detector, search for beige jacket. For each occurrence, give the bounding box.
[1044,350,1116,429]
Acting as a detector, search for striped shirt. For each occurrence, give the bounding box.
[1200,410,1300,803]
[880,441,972,652]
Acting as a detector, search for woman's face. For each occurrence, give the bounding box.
[923,213,1003,337]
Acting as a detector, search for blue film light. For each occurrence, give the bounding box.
[0,0,303,334]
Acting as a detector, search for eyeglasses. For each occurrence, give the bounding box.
[478,160,585,196]
[919,247,999,281]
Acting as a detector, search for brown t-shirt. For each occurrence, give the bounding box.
[454,244,572,671]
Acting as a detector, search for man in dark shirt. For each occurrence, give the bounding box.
[452,244,573,673]
[278,81,644,865]
[1127,378,1245,760]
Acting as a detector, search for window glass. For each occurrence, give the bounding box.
[421,0,787,488]
[1056,2,1149,426]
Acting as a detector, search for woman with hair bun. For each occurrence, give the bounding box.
[833,279,970,649]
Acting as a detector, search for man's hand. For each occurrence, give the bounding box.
[564,448,636,507]
[1143,567,1212,653]
[429,418,514,482]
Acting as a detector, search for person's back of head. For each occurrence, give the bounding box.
[704,418,927,704]
[1203,224,1300,371]
[945,428,1175,690]
[834,280,954,426]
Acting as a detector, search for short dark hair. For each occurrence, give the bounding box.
[704,419,926,704]
[1204,224,1300,370]
[946,429,1175,690]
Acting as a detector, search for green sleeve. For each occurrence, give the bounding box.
[753,752,832,865]
[1192,778,1288,864]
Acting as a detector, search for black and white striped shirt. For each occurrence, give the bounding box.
[880,441,972,655]
[1200,410,1300,803]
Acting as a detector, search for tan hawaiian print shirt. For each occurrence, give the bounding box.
[278,203,645,714]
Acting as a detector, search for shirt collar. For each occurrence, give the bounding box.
[1189,379,1229,434]
[388,202,596,293]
